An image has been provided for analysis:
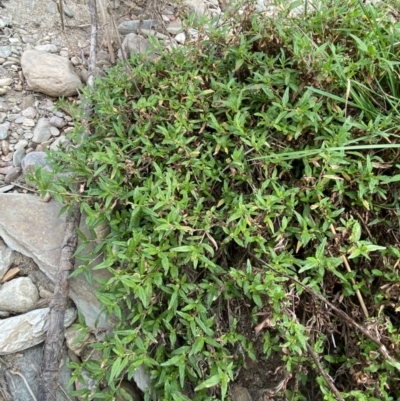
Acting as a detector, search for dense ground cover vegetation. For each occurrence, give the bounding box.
[34,0,400,399]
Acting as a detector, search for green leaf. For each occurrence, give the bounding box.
[194,374,221,391]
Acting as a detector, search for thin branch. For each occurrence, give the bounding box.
[38,204,81,401]
[306,343,345,401]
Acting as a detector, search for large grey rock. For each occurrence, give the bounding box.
[0,307,76,355]
[0,194,114,329]
[0,276,39,313]
[0,241,14,281]
[4,344,76,401]
[21,49,82,97]
[118,33,156,60]
[32,117,52,143]
[21,151,50,174]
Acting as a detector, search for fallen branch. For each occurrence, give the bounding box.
[38,203,80,401]
[249,252,400,372]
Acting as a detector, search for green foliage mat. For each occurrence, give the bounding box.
[34,0,400,399]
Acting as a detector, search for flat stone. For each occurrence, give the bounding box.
[0,276,39,313]
[0,121,10,139]
[0,184,15,193]
[0,194,115,329]
[0,308,76,355]
[32,117,52,143]
[0,112,6,123]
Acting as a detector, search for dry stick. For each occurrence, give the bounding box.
[38,203,81,401]
[329,224,369,319]
[86,0,98,90]
[305,343,345,401]
[97,0,115,64]
[248,252,400,371]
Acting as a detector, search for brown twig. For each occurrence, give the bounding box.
[306,343,345,401]
[38,204,81,401]
[249,252,400,371]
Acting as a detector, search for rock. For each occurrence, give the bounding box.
[20,94,35,110]
[70,56,81,66]
[4,344,77,401]
[133,364,152,392]
[230,385,253,401]
[21,106,37,119]
[175,32,186,44]
[0,242,14,281]
[0,276,39,313]
[65,326,92,356]
[0,194,115,329]
[118,19,158,35]
[50,126,60,136]
[49,115,67,128]
[34,44,58,53]
[0,77,13,86]
[13,147,26,167]
[0,184,14,193]
[50,135,69,150]
[14,139,28,150]
[0,46,12,58]
[21,151,49,174]
[21,50,82,97]
[22,117,36,127]
[0,88,6,95]
[4,166,22,184]
[118,33,156,60]
[0,122,10,140]
[32,117,52,143]
[183,0,208,16]
[0,184,15,193]
[0,308,76,354]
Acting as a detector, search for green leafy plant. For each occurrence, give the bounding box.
[31,0,400,399]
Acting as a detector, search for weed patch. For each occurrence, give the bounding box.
[33,0,400,399]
